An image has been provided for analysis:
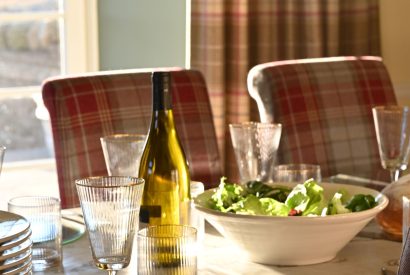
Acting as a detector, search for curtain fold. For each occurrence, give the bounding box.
[191,0,381,181]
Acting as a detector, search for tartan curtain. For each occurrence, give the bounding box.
[191,0,381,181]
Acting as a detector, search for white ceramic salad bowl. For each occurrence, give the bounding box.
[194,182,388,266]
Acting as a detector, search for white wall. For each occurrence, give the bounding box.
[98,0,186,70]
[380,0,410,105]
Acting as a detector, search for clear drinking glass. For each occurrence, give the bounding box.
[372,106,410,182]
[75,176,145,275]
[273,164,322,184]
[137,225,197,275]
[8,196,62,271]
[100,134,146,177]
[229,122,282,184]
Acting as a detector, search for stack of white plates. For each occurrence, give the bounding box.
[0,211,32,274]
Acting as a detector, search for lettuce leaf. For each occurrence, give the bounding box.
[284,179,328,216]
[226,195,290,216]
[285,183,309,212]
[246,181,291,202]
[260,198,290,216]
[345,194,377,212]
[210,177,245,212]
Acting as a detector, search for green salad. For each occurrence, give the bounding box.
[208,177,377,217]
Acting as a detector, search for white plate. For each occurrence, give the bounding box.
[0,211,30,244]
[0,239,32,262]
[0,247,31,271]
[2,257,32,275]
[0,230,31,253]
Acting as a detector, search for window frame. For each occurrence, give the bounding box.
[0,0,99,168]
[64,0,99,73]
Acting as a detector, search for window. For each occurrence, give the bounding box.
[0,0,98,163]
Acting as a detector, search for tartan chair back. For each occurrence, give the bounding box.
[42,68,222,208]
[247,56,397,180]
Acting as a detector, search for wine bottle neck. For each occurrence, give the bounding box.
[152,110,176,131]
[152,71,172,111]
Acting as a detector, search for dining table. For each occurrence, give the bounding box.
[33,215,400,275]
[0,163,403,275]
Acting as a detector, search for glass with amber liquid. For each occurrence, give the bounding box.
[376,180,410,241]
[138,71,191,226]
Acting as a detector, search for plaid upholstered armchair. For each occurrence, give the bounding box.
[42,68,222,208]
[247,56,397,181]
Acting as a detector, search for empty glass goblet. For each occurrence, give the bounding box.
[372,106,410,182]
[229,122,282,184]
[75,176,145,275]
[100,134,146,177]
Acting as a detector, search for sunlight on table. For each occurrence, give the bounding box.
[0,160,59,211]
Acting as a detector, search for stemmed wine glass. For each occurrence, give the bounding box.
[75,176,144,275]
[372,106,410,182]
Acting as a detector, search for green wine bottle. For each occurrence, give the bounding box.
[138,71,191,226]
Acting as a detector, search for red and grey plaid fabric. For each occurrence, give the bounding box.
[191,0,381,181]
[191,0,380,181]
[248,56,397,180]
[42,68,222,209]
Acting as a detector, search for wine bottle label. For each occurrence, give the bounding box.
[139,205,162,223]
